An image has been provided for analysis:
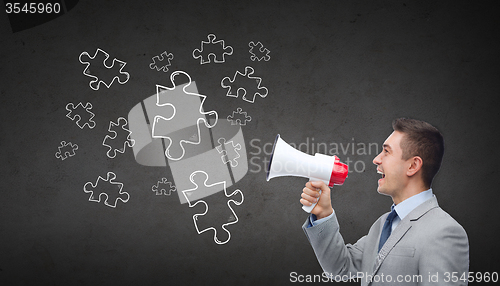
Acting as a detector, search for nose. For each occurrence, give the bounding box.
[373,152,382,166]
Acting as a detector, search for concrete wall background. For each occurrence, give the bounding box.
[1,0,499,285]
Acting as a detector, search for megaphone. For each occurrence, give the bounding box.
[266,134,348,213]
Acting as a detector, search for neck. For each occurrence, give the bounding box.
[392,183,428,205]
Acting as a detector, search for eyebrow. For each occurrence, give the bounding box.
[383,144,392,151]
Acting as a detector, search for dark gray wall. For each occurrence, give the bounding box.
[1,0,499,285]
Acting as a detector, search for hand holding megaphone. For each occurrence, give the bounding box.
[301,181,333,218]
[266,134,348,213]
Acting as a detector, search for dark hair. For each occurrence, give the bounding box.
[392,118,444,188]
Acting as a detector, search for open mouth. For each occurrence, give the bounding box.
[377,169,385,179]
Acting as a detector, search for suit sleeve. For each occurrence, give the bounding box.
[417,217,469,286]
[302,213,365,276]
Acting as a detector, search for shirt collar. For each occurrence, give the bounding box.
[392,188,433,220]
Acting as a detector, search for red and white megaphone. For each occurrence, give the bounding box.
[266,134,348,213]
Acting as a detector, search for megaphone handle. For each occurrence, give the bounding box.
[302,189,321,213]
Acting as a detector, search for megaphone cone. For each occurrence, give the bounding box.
[266,134,348,212]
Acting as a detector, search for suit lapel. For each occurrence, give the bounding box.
[371,196,439,275]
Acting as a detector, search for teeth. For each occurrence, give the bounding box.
[377,170,385,178]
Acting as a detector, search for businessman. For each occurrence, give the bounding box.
[301,118,469,285]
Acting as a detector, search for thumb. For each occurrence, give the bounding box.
[311,181,330,192]
[310,181,331,199]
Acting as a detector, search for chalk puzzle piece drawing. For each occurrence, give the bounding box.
[66,102,96,129]
[79,48,130,90]
[83,172,129,208]
[221,66,268,104]
[102,117,135,158]
[150,51,174,72]
[151,70,218,161]
[216,138,241,168]
[182,171,244,245]
[152,177,176,195]
[249,41,270,61]
[227,107,252,126]
[192,34,233,64]
[55,141,78,160]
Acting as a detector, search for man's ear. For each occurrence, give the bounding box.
[407,156,423,177]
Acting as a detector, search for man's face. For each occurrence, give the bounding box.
[373,131,409,198]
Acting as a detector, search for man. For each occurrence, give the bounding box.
[301,118,469,285]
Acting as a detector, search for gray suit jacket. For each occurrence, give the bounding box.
[302,196,469,285]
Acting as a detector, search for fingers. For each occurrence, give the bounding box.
[303,183,320,196]
[300,183,321,207]
[300,198,314,207]
[301,189,318,206]
[302,181,334,219]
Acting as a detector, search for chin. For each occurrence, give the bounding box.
[376,186,390,196]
